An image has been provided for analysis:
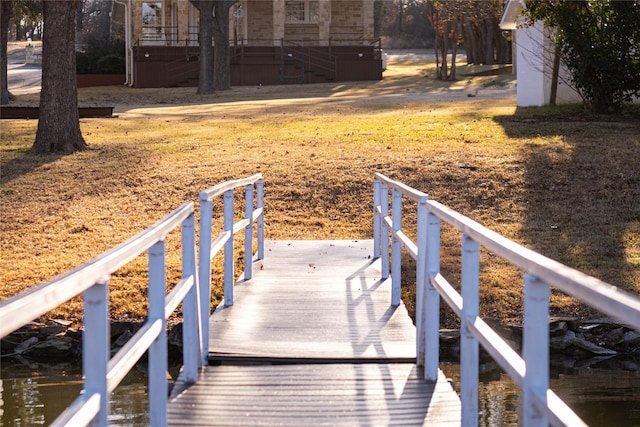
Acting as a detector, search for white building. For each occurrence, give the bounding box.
[499,0,581,107]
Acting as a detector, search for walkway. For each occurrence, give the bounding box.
[7,43,41,95]
[167,240,461,426]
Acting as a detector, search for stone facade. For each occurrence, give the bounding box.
[126,0,375,47]
[123,0,382,88]
[246,0,277,46]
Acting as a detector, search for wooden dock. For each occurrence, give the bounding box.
[168,240,461,426]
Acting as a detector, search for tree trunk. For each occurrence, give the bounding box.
[495,22,508,64]
[482,15,494,65]
[449,19,460,80]
[212,0,236,91]
[1,0,13,105]
[427,3,440,78]
[549,45,561,105]
[76,0,83,33]
[434,25,440,78]
[462,16,476,65]
[33,0,86,153]
[190,0,215,94]
[439,20,450,80]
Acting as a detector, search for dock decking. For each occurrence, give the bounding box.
[168,240,461,426]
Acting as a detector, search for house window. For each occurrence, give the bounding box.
[285,1,319,22]
[142,1,164,42]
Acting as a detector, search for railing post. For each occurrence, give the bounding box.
[380,183,390,279]
[415,198,428,367]
[198,194,213,362]
[391,188,402,306]
[244,183,255,281]
[424,211,441,381]
[461,233,480,427]
[182,213,201,384]
[223,189,235,306]
[373,178,381,259]
[148,240,167,427]
[83,280,109,427]
[257,178,265,260]
[522,274,550,427]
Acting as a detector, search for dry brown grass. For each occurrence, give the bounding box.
[2,55,639,327]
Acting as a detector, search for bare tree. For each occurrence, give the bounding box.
[78,0,112,41]
[33,0,86,153]
[379,0,434,49]
[212,0,236,91]
[12,0,43,41]
[189,0,214,94]
[1,0,13,105]
[189,0,236,94]
[427,0,508,81]
[427,0,461,80]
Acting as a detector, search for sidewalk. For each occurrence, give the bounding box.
[7,42,42,95]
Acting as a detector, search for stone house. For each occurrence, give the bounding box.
[111,0,383,88]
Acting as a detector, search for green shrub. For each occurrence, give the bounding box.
[79,35,126,74]
[525,0,640,113]
[96,54,126,74]
[76,52,89,74]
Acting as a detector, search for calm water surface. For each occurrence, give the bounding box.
[2,361,640,426]
[441,362,640,427]
[0,362,148,426]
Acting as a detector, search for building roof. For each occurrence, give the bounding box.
[499,0,526,30]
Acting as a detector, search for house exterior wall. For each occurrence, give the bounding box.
[131,3,142,44]
[246,1,276,45]
[276,1,374,46]
[514,22,580,106]
[554,50,581,104]
[501,0,581,107]
[318,0,331,44]
[272,0,285,44]
[129,0,374,46]
[126,0,382,87]
[515,22,547,106]
[173,1,190,44]
[285,23,320,41]
[331,1,368,41]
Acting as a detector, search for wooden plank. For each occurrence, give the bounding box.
[168,364,461,426]
[0,106,115,119]
[168,239,461,425]
[208,240,416,362]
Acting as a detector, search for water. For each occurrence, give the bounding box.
[2,360,640,426]
[0,362,149,426]
[441,361,640,427]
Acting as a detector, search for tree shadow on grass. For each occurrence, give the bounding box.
[0,149,64,187]
[494,108,640,304]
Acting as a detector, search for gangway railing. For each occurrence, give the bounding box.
[373,172,640,427]
[198,173,264,358]
[280,39,338,82]
[0,202,201,427]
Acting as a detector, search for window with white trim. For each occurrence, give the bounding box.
[285,1,319,22]
[142,1,164,42]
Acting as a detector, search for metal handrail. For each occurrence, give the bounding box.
[1,173,266,426]
[198,174,265,359]
[0,202,201,427]
[281,42,337,79]
[373,172,640,427]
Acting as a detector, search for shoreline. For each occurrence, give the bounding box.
[3,316,640,372]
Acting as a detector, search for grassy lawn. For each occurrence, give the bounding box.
[2,55,639,328]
